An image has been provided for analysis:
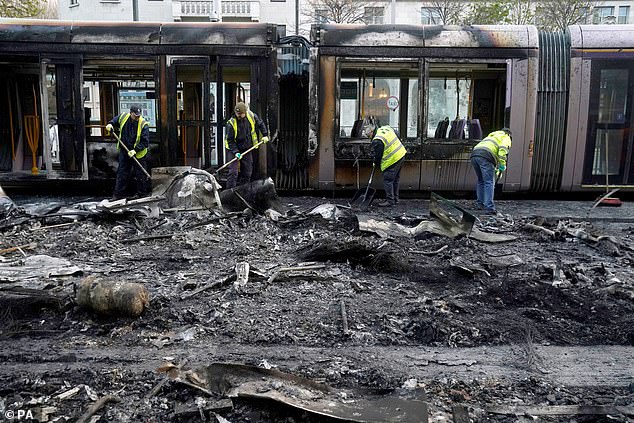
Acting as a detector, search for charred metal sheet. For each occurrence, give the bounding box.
[313,24,537,49]
[420,142,472,161]
[336,140,373,159]
[0,19,71,43]
[424,25,536,48]
[334,140,470,161]
[70,22,161,44]
[161,22,276,46]
[334,140,423,160]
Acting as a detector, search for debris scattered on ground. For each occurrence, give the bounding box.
[0,191,633,422]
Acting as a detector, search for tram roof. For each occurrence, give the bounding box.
[0,19,277,46]
[569,24,634,49]
[311,24,539,49]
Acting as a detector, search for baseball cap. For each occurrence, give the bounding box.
[130,105,142,117]
[234,102,247,114]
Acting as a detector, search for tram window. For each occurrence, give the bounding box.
[339,64,418,139]
[590,69,628,177]
[426,63,506,141]
[427,77,471,139]
[119,88,157,132]
[339,77,400,137]
[407,78,418,138]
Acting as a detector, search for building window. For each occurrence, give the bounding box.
[593,6,615,24]
[579,7,591,24]
[315,9,328,24]
[421,7,441,24]
[271,0,285,2]
[364,7,384,24]
[619,6,630,24]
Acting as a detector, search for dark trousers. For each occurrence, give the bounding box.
[226,150,254,189]
[113,150,150,199]
[382,159,403,204]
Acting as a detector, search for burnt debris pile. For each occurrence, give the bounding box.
[0,191,633,422]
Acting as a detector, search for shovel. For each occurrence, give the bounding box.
[350,164,376,209]
[111,131,151,179]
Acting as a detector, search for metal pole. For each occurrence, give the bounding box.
[132,0,139,21]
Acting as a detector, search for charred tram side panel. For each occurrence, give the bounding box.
[308,24,539,193]
[0,20,279,186]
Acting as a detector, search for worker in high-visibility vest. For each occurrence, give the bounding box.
[470,128,512,215]
[105,105,150,200]
[365,124,407,207]
[224,102,269,189]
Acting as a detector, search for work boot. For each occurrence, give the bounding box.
[377,200,394,207]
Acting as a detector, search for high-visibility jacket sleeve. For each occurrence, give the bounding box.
[108,114,121,131]
[371,138,384,167]
[497,141,510,168]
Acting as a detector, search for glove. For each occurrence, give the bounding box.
[128,149,136,158]
[105,123,113,133]
[261,136,269,144]
[235,152,242,160]
[498,164,506,173]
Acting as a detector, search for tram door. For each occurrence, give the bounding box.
[583,60,634,186]
[217,62,251,167]
[167,57,211,168]
[41,57,88,179]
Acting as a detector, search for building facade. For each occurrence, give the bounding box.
[57,0,174,21]
[58,0,634,32]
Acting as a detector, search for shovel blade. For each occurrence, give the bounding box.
[350,187,376,209]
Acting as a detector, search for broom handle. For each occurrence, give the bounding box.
[216,139,265,173]
[362,165,375,199]
[111,131,151,180]
[215,131,278,174]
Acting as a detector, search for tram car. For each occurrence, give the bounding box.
[0,19,280,184]
[0,20,633,194]
[307,23,634,194]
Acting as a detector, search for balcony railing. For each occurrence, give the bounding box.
[222,1,250,16]
[176,0,259,20]
[181,0,213,16]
